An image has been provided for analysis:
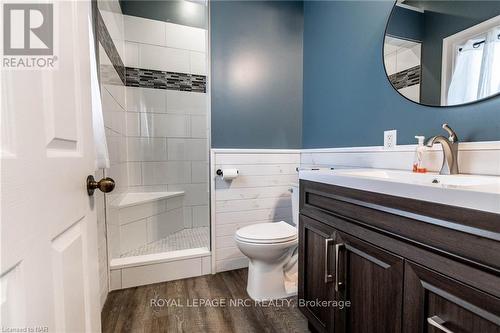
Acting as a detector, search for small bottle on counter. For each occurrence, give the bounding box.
[412,136,427,173]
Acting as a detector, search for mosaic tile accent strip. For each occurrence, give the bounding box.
[97,11,125,84]
[125,67,207,93]
[120,227,209,257]
[389,65,421,90]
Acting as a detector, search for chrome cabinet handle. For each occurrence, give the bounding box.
[427,316,454,333]
[324,238,334,283]
[335,243,345,292]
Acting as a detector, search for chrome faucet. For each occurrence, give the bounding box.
[426,124,459,175]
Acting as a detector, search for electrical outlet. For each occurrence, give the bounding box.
[384,130,397,149]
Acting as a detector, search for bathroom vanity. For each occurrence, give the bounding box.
[297,170,500,333]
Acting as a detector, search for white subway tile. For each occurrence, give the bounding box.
[201,256,212,275]
[190,115,207,138]
[167,139,207,161]
[183,206,193,228]
[102,88,126,134]
[141,114,190,138]
[168,183,208,206]
[104,84,126,110]
[126,87,167,113]
[127,162,142,186]
[139,44,190,73]
[189,51,206,75]
[109,269,122,291]
[107,221,121,258]
[107,136,122,165]
[163,47,190,73]
[191,161,209,183]
[192,205,209,227]
[124,41,139,67]
[125,112,140,136]
[126,137,167,161]
[147,207,184,242]
[164,22,206,52]
[120,218,148,254]
[396,44,421,72]
[118,200,167,225]
[121,258,201,288]
[142,161,192,185]
[166,196,184,211]
[166,90,207,114]
[384,52,397,76]
[124,15,165,46]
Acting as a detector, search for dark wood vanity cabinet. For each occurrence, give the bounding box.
[298,180,500,333]
[300,215,404,333]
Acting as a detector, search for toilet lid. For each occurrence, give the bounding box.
[235,221,297,243]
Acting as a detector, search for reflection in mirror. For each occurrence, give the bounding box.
[384,1,500,106]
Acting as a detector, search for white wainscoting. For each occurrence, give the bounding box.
[301,141,500,176]
[211,149,300,273]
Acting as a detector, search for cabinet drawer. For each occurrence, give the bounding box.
[404,261,500,333]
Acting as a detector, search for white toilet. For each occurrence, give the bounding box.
[235,183,299,301]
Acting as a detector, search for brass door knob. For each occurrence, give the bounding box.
[87,175,115,196]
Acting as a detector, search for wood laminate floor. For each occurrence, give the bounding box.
[101,269,309,333]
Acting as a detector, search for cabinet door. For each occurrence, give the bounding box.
[404,261,500,333]
[335,231,404,333]
[299,215,337,333]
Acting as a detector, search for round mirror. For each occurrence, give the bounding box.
[383,1,500,106]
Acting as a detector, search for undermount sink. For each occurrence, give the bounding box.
[335,169,499,188]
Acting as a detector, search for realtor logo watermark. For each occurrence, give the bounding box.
[2,2,58,69]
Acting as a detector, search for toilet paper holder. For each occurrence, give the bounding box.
[216,169,239,177]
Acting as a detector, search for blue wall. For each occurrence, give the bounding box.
[302,0,500,148]
[210,1,303,148]
[386,6,423,41]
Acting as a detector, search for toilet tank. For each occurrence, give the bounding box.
[290,183,299,226]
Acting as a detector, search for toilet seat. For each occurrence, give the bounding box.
[235,221,297,244]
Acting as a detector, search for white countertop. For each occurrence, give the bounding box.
[299,168,500,214]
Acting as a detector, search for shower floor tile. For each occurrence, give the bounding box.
[121,226,209,257]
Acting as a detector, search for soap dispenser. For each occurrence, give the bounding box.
[413,136,427,173]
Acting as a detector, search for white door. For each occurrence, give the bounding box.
[1,1,101,332]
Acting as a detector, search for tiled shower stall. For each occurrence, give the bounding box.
[96,0,209,295]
